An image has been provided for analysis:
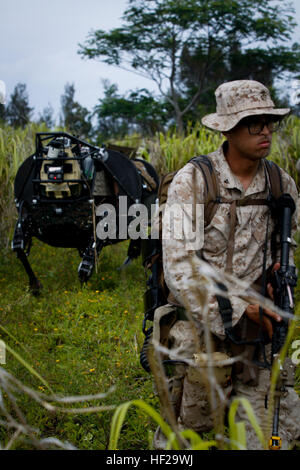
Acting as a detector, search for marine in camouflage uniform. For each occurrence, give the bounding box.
[154,80,300,450]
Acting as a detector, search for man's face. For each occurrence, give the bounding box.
[224,114,281,161]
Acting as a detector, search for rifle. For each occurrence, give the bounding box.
[269,193,297,450]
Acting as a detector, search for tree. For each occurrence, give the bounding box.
[93,80,169,141]
[92,82,130,141]
[38,103,55,129]
[60,83,92,138]
[79,0,300,133]
[6,83,33,128]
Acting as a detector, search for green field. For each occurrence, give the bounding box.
[0,239,160,450]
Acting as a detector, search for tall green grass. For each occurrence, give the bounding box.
[135,116,300,181]
[0,123,49,250]
[2,117,300,251]
[272,115,300,188]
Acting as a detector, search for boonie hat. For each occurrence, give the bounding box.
[0,80,6,105]
[202,80,290,132]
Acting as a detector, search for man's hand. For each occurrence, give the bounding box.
[245,304,281,339]
[266,262,280,303]
[245,262,281,339]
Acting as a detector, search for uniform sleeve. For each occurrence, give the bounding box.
[162,163,206,314]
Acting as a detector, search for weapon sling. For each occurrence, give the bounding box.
[268,193,297,450]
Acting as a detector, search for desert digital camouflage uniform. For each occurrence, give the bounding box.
[153,80,300,450]
[158,143,300,449]
[163,142,298,338]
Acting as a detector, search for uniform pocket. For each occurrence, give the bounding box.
[251,207,272,245]
[252,226,266,245]
[204,219,228,256]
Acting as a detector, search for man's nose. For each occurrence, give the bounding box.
[261,123,272,135]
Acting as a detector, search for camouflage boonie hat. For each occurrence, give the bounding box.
[202,80,290,132]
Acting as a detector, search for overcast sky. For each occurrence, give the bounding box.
[1,0,300,122]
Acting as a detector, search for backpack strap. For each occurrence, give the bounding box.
[157,171,178,240]
[263,159,283,264]
[189,155,220,226]
[189,155,238,272]
[264,159,283,199]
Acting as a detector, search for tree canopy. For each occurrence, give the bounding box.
[38,103,56,129]
[92,81,169,142]
[60,83,92,138]
[5,83,34,128]
[79,0,300,132]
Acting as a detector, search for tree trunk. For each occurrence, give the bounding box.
[176,113,184,135]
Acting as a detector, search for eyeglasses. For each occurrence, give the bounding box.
[240,117,282,135]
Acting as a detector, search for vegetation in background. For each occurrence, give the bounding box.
[0,240,157,449]
[272,115,300,188]
[2,114,300,251]
[0,122,51,251]
[114,116,300,183]
[59,83,92,140]
[37,103,56,130]
[141,121,224,175]
[2,2,300,142]
[4,83,34,129]
[92,81,169,143]
[79,0,300,133]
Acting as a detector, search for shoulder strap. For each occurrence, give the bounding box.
[189,155,220,225]
[264,160,283,199]
[157,171,178,240]
[158,171,177,204]
[263,160,284,265]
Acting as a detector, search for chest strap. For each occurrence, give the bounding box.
[215,197,271,273]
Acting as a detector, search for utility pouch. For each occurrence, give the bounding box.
[152,304,178,349]
[179,352,232,433]
[140,304,187,373]
[188,352,232,388]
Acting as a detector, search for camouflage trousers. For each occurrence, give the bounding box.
[152,305,300,450]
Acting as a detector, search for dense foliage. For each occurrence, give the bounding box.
[79,0,300,132]
[60,83,92,139]
[4,83,33,129]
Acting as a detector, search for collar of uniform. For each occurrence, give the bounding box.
[210,141,267,195]
[210,142,243,192]
[244,159,266,196]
